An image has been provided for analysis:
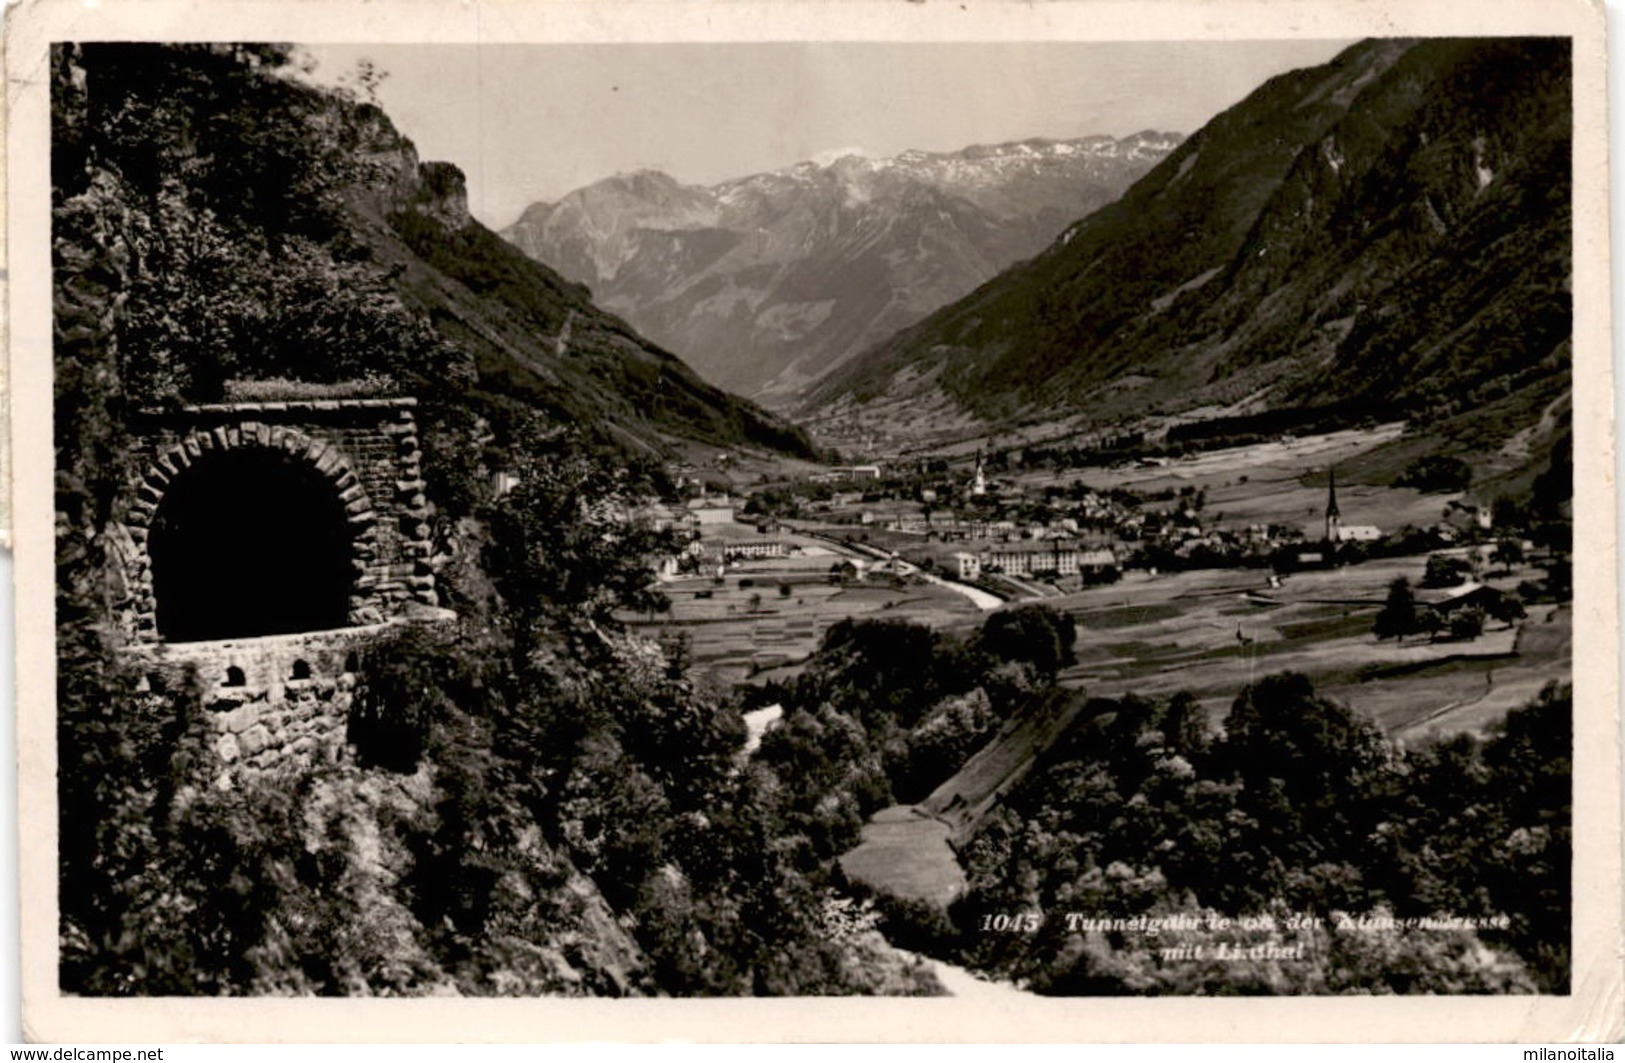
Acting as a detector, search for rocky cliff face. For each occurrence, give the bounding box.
[805,38,1571,471]
[502,135,1178,401]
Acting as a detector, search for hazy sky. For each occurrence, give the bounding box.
[305,40,1355,229]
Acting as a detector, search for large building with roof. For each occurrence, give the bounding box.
[953,542,1118,583]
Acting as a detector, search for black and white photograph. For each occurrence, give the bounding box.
[13,0,1618,1041]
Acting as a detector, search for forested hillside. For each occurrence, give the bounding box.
[952,676,1570,993]
[52,43,913,997]
[746,611,1570,994]
[53,43,811,463]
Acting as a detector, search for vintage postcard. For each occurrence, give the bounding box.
[6,0,1618,1043]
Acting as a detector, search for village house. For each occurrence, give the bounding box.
[810,464,883,484]
[636,500,681,532]
[1415,580,1518,622]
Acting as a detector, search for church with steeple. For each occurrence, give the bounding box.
[1325,467,1342,545]
[969,449,987,497]
[1320,467,1382,548]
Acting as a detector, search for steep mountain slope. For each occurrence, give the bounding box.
[366,167,813,458]
[53,43,810,462]
[502,135,1178,400]
[806,38,1571,464]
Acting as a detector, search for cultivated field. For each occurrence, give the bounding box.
[839,554,1569,910]
[870,424,1566,742]
[1009,424,1457,533]
[1050,556,1569,742]
[624,533,985,685]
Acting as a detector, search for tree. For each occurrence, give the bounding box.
[1212,673,1392,909]
[1397,455,1473,493]
[978,604,1078,679]
[1162,691,1211,760]
[1530,434,1571,521]
[1491,537,1525,572]
[1423,554,1471,588]
[1373,578,1421,641]
[1448,606,1486,641]
[1487,593,1527,626]
[803,618,967,731]
[486,424,676,648]
[1544,558,1572,601]
[1492,497,1531,532]
[1479,683,1572,990]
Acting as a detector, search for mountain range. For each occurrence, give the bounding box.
[804,37,1571,482]
[501,135,1179,400]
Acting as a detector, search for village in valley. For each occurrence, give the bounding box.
[628,420,1570,741]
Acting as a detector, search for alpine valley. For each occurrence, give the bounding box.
[804,37,1571,497]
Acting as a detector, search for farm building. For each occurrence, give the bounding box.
[636,500,681,532]
[1415,581,1517,619]
[831,559,869,582]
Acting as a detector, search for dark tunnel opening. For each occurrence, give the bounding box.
[149,447,354,642]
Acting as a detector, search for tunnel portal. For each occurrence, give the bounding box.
[149,448,354,642]
[119,399,436,647]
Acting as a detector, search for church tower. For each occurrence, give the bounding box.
[970,449,987,497]
[1325,467,1342,544]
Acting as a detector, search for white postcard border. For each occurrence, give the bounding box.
[6,0,1617,1043]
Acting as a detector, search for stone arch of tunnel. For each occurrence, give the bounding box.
[149,447,357,642]
[124,420,385,644]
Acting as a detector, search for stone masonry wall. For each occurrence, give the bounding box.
[132,623,413,789]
